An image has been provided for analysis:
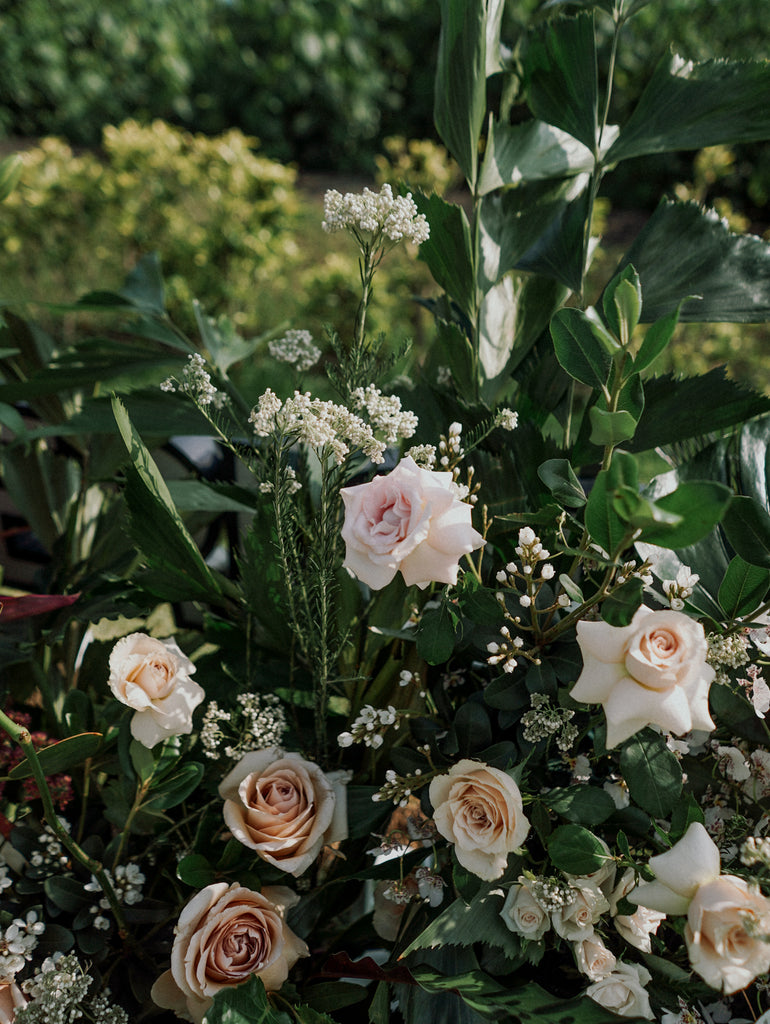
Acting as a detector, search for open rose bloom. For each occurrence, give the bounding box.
[108,632,205,748]
[219,749,348,876]
[151,882,308,1023]
[570,606,715,748]
[429,760,529,881]
[340,455,484,590]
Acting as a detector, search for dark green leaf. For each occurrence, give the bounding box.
[632,300,687,372]
[368,982,389,1024]
[9,733,102,780]
[454,702,493,756]
[538,459,586,508]
[414,193,475,321]
[547,824,612,874]
[550,308,613,389]
[166,480,256,514]
[620,730,683,817]
[177,853,217,889]
[618,199,770,324]
[204,976,292,1024]
[584,451,638,555]
[119,253,166,314]
[434,0,488,190]
[45,875,88,913]
[417,603,459,665]
[608,53,770,163]
[718,555,770,619]
[478,118,596,194]
[145,763,204,811]
[524,12,598,151]
[588,407,637,445]
[600,578,644,626]
[722,495,770,570]
[346,786,390,840]
[401,889,520,960]
[514,184,591,292]
[709,684,768,745]
[635,481,732,548]
[545,786,616,825]
[602,265,641,340]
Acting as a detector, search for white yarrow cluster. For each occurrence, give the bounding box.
[495,408,519,431]
[161,353,224,408]
[19,953,128,1024]
[351,384,418,444]
[200,693,288,761]
[268,329,321,372]
[521,692,578,751]
[322,184,429,245]
[706,630,750,686]
[249,389,386,464]
[405,443,437,469]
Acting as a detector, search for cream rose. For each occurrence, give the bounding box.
[574,933,616,981]
[219,749,348,876]
[108,632,204,749]
[629,822,721,916]
[610,868,665,952]
[0,982,26,1022]
[501,878,550,940]
[151,883,308,1023]
[551,883,609,942]
[340,455,484,590]
[429,760,529,881]
[585,961,654,1019]
[570,606,715,748]
[685,875,770,995]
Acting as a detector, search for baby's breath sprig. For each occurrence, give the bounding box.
[373,764,440,807]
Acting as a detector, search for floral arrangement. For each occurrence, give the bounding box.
[2,2,770,1023]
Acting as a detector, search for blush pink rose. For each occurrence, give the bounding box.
[340,455,484,590]
[429,760,529,881]
[570,606,715,748]
[219,749,348,876]
[108,633,205,749]
[0,982,26,1022]
[685,875,770,994]
[150,882,308,1023]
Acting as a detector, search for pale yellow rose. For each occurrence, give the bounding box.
[219,749,348,876]
[501,878,550,940]
[570,606,715,748]
[429,760,529,881]
[340,456,484,590]
[0,982,26,1022]
[685,874,770,995]
[573,933,616,981]
[108,632,204,749]
[150,882,308,1023]
[585,961,654,1019]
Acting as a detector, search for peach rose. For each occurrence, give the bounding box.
[219,749,348,876]
[685,875,770,994]
[0,982,26,1022]
[585,961,654,1019]
[570,606,715,748]
[429,760,529,881]
[151,882,308,1023]
[340,455,484,590]
[108,633,204,749]
[501,878,550,940]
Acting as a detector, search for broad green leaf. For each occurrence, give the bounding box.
[414,192,476,321]
[722,495,770,570]
[454,701,493,755]
[9,733,102,780]
[129,739,156,784]
[632,299,687,372]
[588,407,637,445]
[545,786,616,825]
[112,397,222,597]
[602,265,641,340]
[550,308,613,389]
[478,118,599,194]
[547,824,612,874]
[523,12,598,152]
[478,175,588,291]
[177,853,217,889]
[718,555,770,619]
[417,603,458,664]
[709,684,768,745]
[45,876,88,914]
[434,0,488,190]
[119,253,166,314]
[635,481,732,548]
[368,983,389,1024]
[613,486,683,532]
[629,369,770,453]
[618,199,770,323]
[401,889,520,959]
[193,302,269,375]
[166,480,256,515]
[537,459,586,507]
[608,53,770,163]
[738,414,770,513]
[584,451,638,555]
[204,976,292,1024]
[514,184,591,293]
[600,578,644,626]
[145,763,205,811]
[346,786,389,840]
[620,730,683,817]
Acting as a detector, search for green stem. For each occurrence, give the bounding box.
[0,710,129,936]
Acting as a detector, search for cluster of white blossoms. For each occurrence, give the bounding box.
[520,692,578,752]
[84,864,145,930]
[29,821,71,871]
[19,953,128,1024]
[438,421,463,469]
[404,443,437,469]
[0,911,45,982]
[706,629,750,686]
[321,184,430,245]
[338,704,401,750]
[200,693,288,761]
[249,389,385,464]
[268,329,321,372]
[663,565,700,610]
[160,353,225,409]
[351,385,418,445]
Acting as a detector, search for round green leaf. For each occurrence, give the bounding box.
[547,824,612,874]
[620,729,683,817]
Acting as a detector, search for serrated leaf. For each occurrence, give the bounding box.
[524,12,598,151]
[414,193,475,321]
[718,555,770,619]
[618,199,770,323]
[478,118,599,194]
[620,729,683,817]
[9,733,102,780]
[514,184,591,293]
[608,53,770,163]
[401,889,520,960]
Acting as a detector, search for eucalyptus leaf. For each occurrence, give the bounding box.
[550,307,613,389]
[9,733,102,780]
